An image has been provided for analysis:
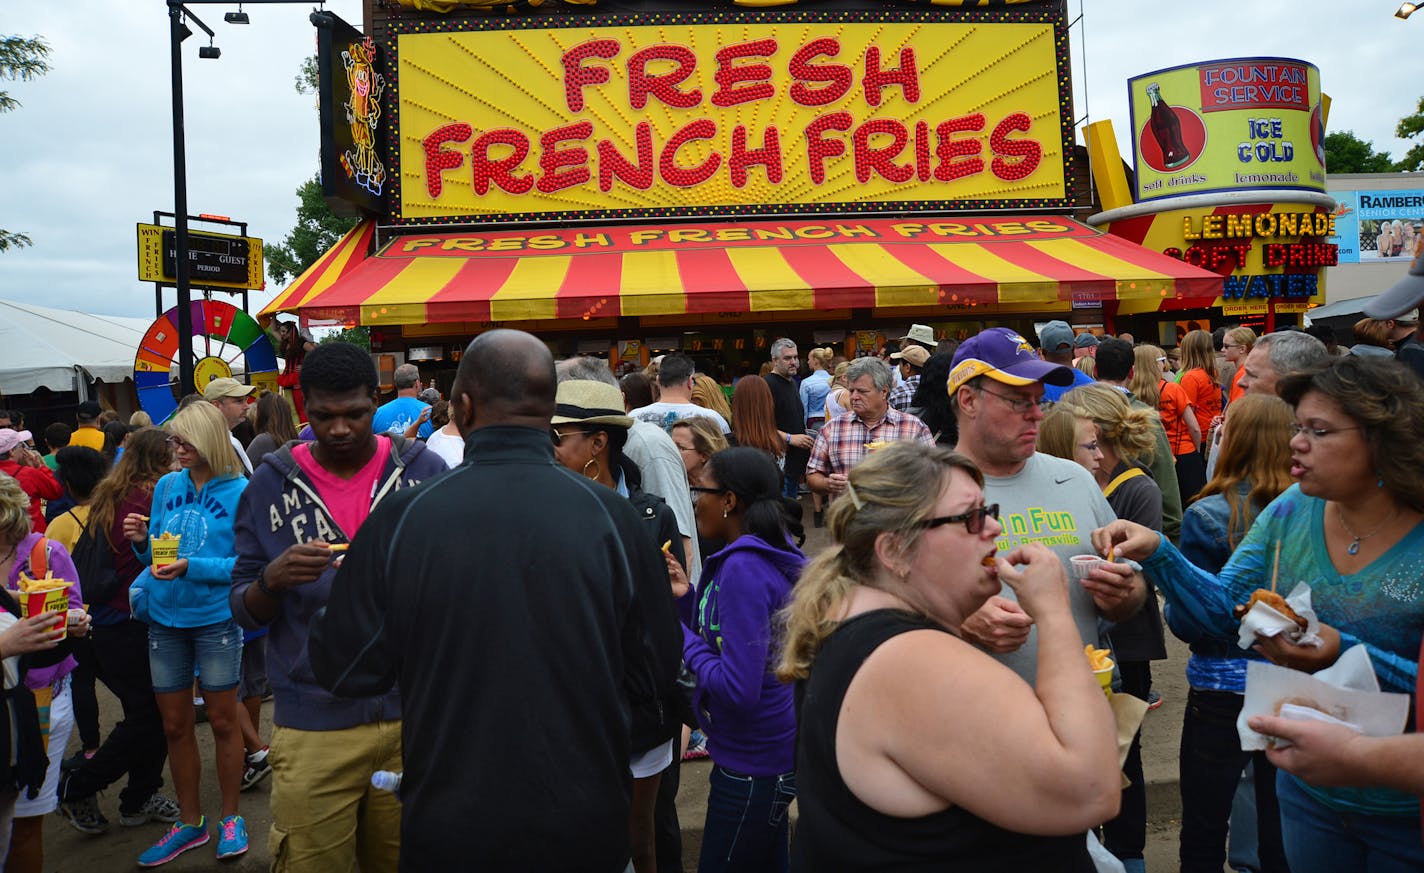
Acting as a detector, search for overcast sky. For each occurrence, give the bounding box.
[1,0,1419,319]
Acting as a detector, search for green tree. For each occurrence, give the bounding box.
[319,325,371,351]
[1,35,51,253]
[265,175,358,284]
[1323,130,1396,174]
[1396,97,1424,172]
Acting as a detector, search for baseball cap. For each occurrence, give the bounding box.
[1364,249,1424,319]
[1037,320,1076,353]
[0,429,32,455]
[889,345,930,367]
[949,328,1074,394]
[1074,332,1101,349]
[202,377,257,401]
[898,324,936,347]
[76,401,102,421]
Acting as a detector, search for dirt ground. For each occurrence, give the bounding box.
[42,499,1209,871]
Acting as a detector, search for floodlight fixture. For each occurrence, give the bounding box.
[225,5,249,24]
[199,40,221,59]
[1398,3,1419,19]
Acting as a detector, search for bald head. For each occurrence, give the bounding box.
[452,330,557,433]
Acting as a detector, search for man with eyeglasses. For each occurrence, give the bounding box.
[947,328,1147,683]
[805,357,932,499]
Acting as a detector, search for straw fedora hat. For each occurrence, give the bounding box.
[551,380,634,429]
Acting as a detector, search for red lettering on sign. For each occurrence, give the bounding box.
[713,39,777,108]
[853,119,913,183]
[629,45,702,110]
[537,122,594,194]
[788,39,852,107]
[730,125,783,188]
[660,119,721,187]
[471,129,533,195]
[562,39,620,113]
[913,121,932,181]
[989,113,1041,181]
[423,123,473,198]
[597,122,655,192]
[862,47,920,108]
[805,112,853,184]
[935,113,986,182]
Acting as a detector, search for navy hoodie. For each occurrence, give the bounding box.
[230,436,448,731]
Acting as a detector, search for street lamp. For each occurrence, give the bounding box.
[166,0,324,398]
[1398,3,1419,19]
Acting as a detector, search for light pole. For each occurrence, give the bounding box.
[166,0,325,398]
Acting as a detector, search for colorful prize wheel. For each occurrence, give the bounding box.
[133,300,279,424]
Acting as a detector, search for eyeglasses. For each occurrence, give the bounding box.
[1223,343,1245,350]
[1156,356,1168,364]
[1078,441,1100,454]
[1290,423,1362,441]
[166,436,192,451]
[549,428,587,446]
[922,504,1000,534]
[689,485,728,503]
[977,386,1050,415]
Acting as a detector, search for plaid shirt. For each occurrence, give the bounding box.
[806,407,934,477]
[887,374,920,411]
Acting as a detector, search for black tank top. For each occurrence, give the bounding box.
[790,609,1096,872]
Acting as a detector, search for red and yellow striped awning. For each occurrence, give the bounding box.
[260,216,1222,327]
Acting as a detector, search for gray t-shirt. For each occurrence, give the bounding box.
[625,421,702,590]
[982,452,1118,683]
[628,402,730,435]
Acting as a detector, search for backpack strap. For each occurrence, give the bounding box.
[1103,467,1146,499]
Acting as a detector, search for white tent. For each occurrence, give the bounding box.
[0,299,151,396]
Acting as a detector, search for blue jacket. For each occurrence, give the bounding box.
[685,533,804,776]
[799,370,832,421]
[230,436,448,731]
[129,470,246,629]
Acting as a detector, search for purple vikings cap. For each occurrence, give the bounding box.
[949,328,1075,394]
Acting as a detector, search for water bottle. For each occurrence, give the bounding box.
[371,770,402,792]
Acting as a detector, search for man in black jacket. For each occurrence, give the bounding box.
[309,329,680,873]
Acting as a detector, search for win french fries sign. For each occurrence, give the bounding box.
[388,10,1075,224]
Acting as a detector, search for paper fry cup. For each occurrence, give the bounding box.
[20,587,70,638]
[1093,662,1115,698]
[151,535,181,571]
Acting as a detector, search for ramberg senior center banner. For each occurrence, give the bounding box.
[385,9,1076,224]
[1128,57,1326,203]
[1328,189,1424,263]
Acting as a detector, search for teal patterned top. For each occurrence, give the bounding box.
[1143,484,1424,818]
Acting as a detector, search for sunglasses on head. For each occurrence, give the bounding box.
[921,504,1000,534]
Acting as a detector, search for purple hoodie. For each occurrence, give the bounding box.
[7,533,81,691]
[685,533,804,776]
[230,436,449,732]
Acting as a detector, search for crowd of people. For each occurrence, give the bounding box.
[0,301,1420,872]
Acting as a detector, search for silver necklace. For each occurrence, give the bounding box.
[1337,504,1400,556]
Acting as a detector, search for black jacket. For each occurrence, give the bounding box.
[309,426,681,873]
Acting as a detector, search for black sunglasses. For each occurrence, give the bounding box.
[550,428,589,446]
[689,486,728,502]
[922,504,999,534]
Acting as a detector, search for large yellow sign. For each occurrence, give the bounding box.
[1128,57,1325,203]
[391,14,1073,223]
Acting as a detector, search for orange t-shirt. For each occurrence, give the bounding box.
[1179,368,1222,437]
[1158,380,1196,455]
[1228,367,1246,404]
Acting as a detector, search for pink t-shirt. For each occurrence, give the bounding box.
[291,436,390,539]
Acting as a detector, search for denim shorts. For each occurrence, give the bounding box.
[148,619,242,694]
